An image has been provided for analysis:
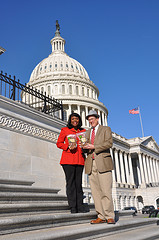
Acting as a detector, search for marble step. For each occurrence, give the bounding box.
[0,217,158,240]
[0,179,34,186]
[0,192,67,203]
[0,211,97,235]
[0,184,60,194]
[0,202,93,216]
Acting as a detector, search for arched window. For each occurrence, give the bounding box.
[48,86,51,96]
[55,85,58,94]
[62,85,65,94]
[76,86,79,95]
[82,87,84,96]
[41,87,44,94]
[69,85,72,95]
[87,88,89,97]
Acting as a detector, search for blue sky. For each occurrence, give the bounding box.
[1,0,159,144]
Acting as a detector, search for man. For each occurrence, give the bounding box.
[83,110,115,224]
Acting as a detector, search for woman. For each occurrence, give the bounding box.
[56,113,86,213]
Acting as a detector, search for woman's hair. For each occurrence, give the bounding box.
[67,113,82,129]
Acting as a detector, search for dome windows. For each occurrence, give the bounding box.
[40,67,42,71]
[48,86,51,95]
[41,87,44,94]
[55,63,57,68]
[62,84,65,94]
[50,64,52,68]
[82,87,84,96]
[66,63,68,68]
[76,86,79,95]
[69,85,72,95]
[87,88,89,97]
[44,65,47,69]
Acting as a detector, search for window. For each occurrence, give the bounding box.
[62,85,65,94]
[71,64,73,69]
[87,88,89,97]
[44,65,47,69]
[55,63,57,68]
[66,63,68,68]
[40,67,42,71]
[55,85,58,94]
[61,63,63,68]
[47,86,50,95]
[76,86,79,95]
[41,87,44,94]
[82,87,84,96]
[50,64,52,68]
[69,85,72,95]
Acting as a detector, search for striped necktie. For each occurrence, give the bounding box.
[91,127,95,144]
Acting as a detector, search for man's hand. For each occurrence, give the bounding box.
[82,143,95,150]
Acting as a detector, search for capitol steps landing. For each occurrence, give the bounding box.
[0,179,158,239]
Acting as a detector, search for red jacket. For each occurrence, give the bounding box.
[56,127,86,165]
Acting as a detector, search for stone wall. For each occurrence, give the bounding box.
[0,96,66,194]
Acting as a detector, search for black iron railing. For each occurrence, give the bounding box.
[0,71,64,120]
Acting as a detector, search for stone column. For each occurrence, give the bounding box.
[68,104,72,116]
[136,158,141,186]
[77,105,80,115]
[98,110,101,124]
[114,149,121,183]
[142,154,149,184]
[128,154,135,185]
[119,150,126,184]
[152,158,157,184]
[149,157,155,184]
[110,148,116,185]
[138,153,145,185]
[146,155,152,184]
[124,152,130,184]
[155,159,159,183]
[81,108,85,128]
[105,115,108,126]
[102,112,105,126]
[85,106,89,127]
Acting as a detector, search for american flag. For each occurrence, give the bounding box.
[129,107,139,114]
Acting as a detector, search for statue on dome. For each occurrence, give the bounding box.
[56,20,60,31]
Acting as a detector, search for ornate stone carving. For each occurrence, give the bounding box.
[0,114,59,143]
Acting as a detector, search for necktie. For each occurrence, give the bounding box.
[91,128,95,159]
[91,128,95,144]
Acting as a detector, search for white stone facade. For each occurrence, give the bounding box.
[21,24,159,211]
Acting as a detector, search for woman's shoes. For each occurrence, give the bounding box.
[77,206,88,213]
[70,206,88,213]
[70,208,77,213]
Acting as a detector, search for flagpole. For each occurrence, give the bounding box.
[138,106,144,138]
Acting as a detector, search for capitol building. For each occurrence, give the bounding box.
[1,22,158,212]
[26,22,159,211]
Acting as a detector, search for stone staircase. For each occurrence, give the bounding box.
[0,179,158,240]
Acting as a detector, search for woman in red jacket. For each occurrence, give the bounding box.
[56,113,86,214]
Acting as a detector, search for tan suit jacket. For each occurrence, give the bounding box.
[85,125,114,175]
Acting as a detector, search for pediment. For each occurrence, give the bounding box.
[141,136,159,153]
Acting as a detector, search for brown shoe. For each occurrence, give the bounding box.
[90,218,107,224]
[107,218,115,224]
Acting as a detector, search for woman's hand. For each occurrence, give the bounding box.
[69,145,77,150]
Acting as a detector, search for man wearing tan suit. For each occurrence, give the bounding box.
[83,110,115,224]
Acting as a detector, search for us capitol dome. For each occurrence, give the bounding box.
[28,21,108,127]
